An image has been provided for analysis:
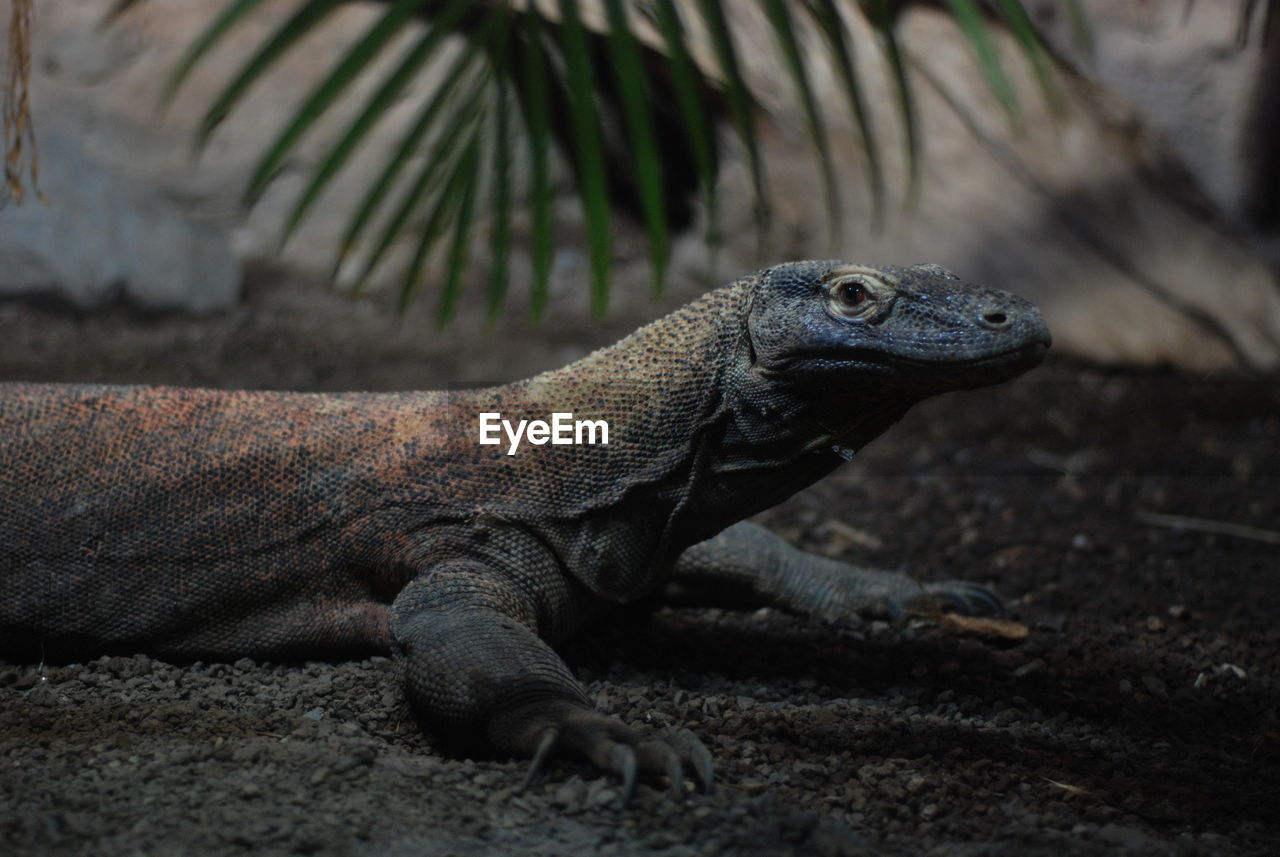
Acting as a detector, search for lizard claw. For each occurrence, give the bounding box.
[922,580,1003,616]
[635,740,682,799]
[673,728,714,794]
[608,743,639,805]
[664,748,686,800]
[881,594,907,625]
[520,727,559,792]
[505,702,714,804]
[818,567,1000,623]
[858,574,1003,621]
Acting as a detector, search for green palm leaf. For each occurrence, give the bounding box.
[143,0,1073,319]
[514,10,556,321]
[348,65,487,294]
[331,10,500,282]
[649,0,721,245]
[602,0,670,294]
[486,72,515,322]
[944,0,1020,121]
[805,0,885,222]
[194,0,345,145]
[429,131,482,321]
[761,0,840,238]
[694,0,769,234]
[862,0,921,200]
[244,0,427,211]
[558,0,614,317]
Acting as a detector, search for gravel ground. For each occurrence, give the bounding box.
[1,272,1277,856]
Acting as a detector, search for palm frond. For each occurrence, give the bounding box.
[601,0,670,294]
[145,0,1073,318]
[428,129,482,321]
[648,0,721,244]
[861,0,922,200]
[343,52,488,294]
[694,0,769,235]
[805,0,885,224]
[943,0,1020,121]
[557,0,615,317]
[991,0,1063,111]
[194,0,345,144]
[514,8,556,320]
[761,0,840,238]
[485,70,515,322]
[281,0,474,246]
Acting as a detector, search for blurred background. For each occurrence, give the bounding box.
[2,0,1279,382]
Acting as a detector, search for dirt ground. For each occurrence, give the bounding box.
[0,268,1277,856]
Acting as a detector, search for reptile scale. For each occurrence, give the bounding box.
[0,260,1050,800]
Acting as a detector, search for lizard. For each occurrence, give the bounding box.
[0,260,1050,801]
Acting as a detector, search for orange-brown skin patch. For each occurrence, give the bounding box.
[0,283,757,660]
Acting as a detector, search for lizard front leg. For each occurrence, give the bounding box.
[389,560,712,802]
[668,521,1001,621]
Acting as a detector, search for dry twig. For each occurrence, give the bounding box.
[1138,510,1280,546]
[3,0,37,207]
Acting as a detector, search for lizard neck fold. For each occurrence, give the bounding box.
[512,284,754,601]
[473,281,915,602]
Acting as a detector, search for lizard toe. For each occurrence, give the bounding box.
[520,727,559,792]
[607,744,639,805]
[576,724,714,804]
[923,580,1003,616]
[636,740,685,799]
[512,703,714,804]
[673,728,715,794]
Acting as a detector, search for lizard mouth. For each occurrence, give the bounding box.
[763,338,1050,379]
[884,339,1051,370]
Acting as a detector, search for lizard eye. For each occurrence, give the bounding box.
[827,274,881,320]
[836,280,867,308]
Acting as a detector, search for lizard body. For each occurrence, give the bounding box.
[0,261,1049,796]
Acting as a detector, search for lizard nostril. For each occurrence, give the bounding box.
[982,311,1009,328]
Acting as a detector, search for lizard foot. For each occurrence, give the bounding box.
[496,700,713,805]
[816,568,1003,623]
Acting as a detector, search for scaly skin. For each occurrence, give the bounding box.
[0,261,1050,800]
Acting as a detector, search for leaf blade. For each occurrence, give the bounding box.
[163,0,271,104]
[196,0,345,144]
[943,0,1019,121]
[281,0,476,241]
[518,12,555,321]
[601,0,669,294]
[761,0,841,235]
[862,0,921,202]
[991,0,1062,112]
[334,42,486,283]
[649,0,721,247]
[244,0,436,211]
[695,0,768,234]
[486,75,514,323]
[350,80,487,296]
[804,0,885,221]
[433,133,483,323]
[558,0,613,317]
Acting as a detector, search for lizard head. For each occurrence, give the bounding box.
[745,260,1051,395]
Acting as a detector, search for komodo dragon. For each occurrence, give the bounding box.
[0,260,1049,801]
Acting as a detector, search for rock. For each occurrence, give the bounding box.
[1025,0,1268,228]
[0,120,240,312]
